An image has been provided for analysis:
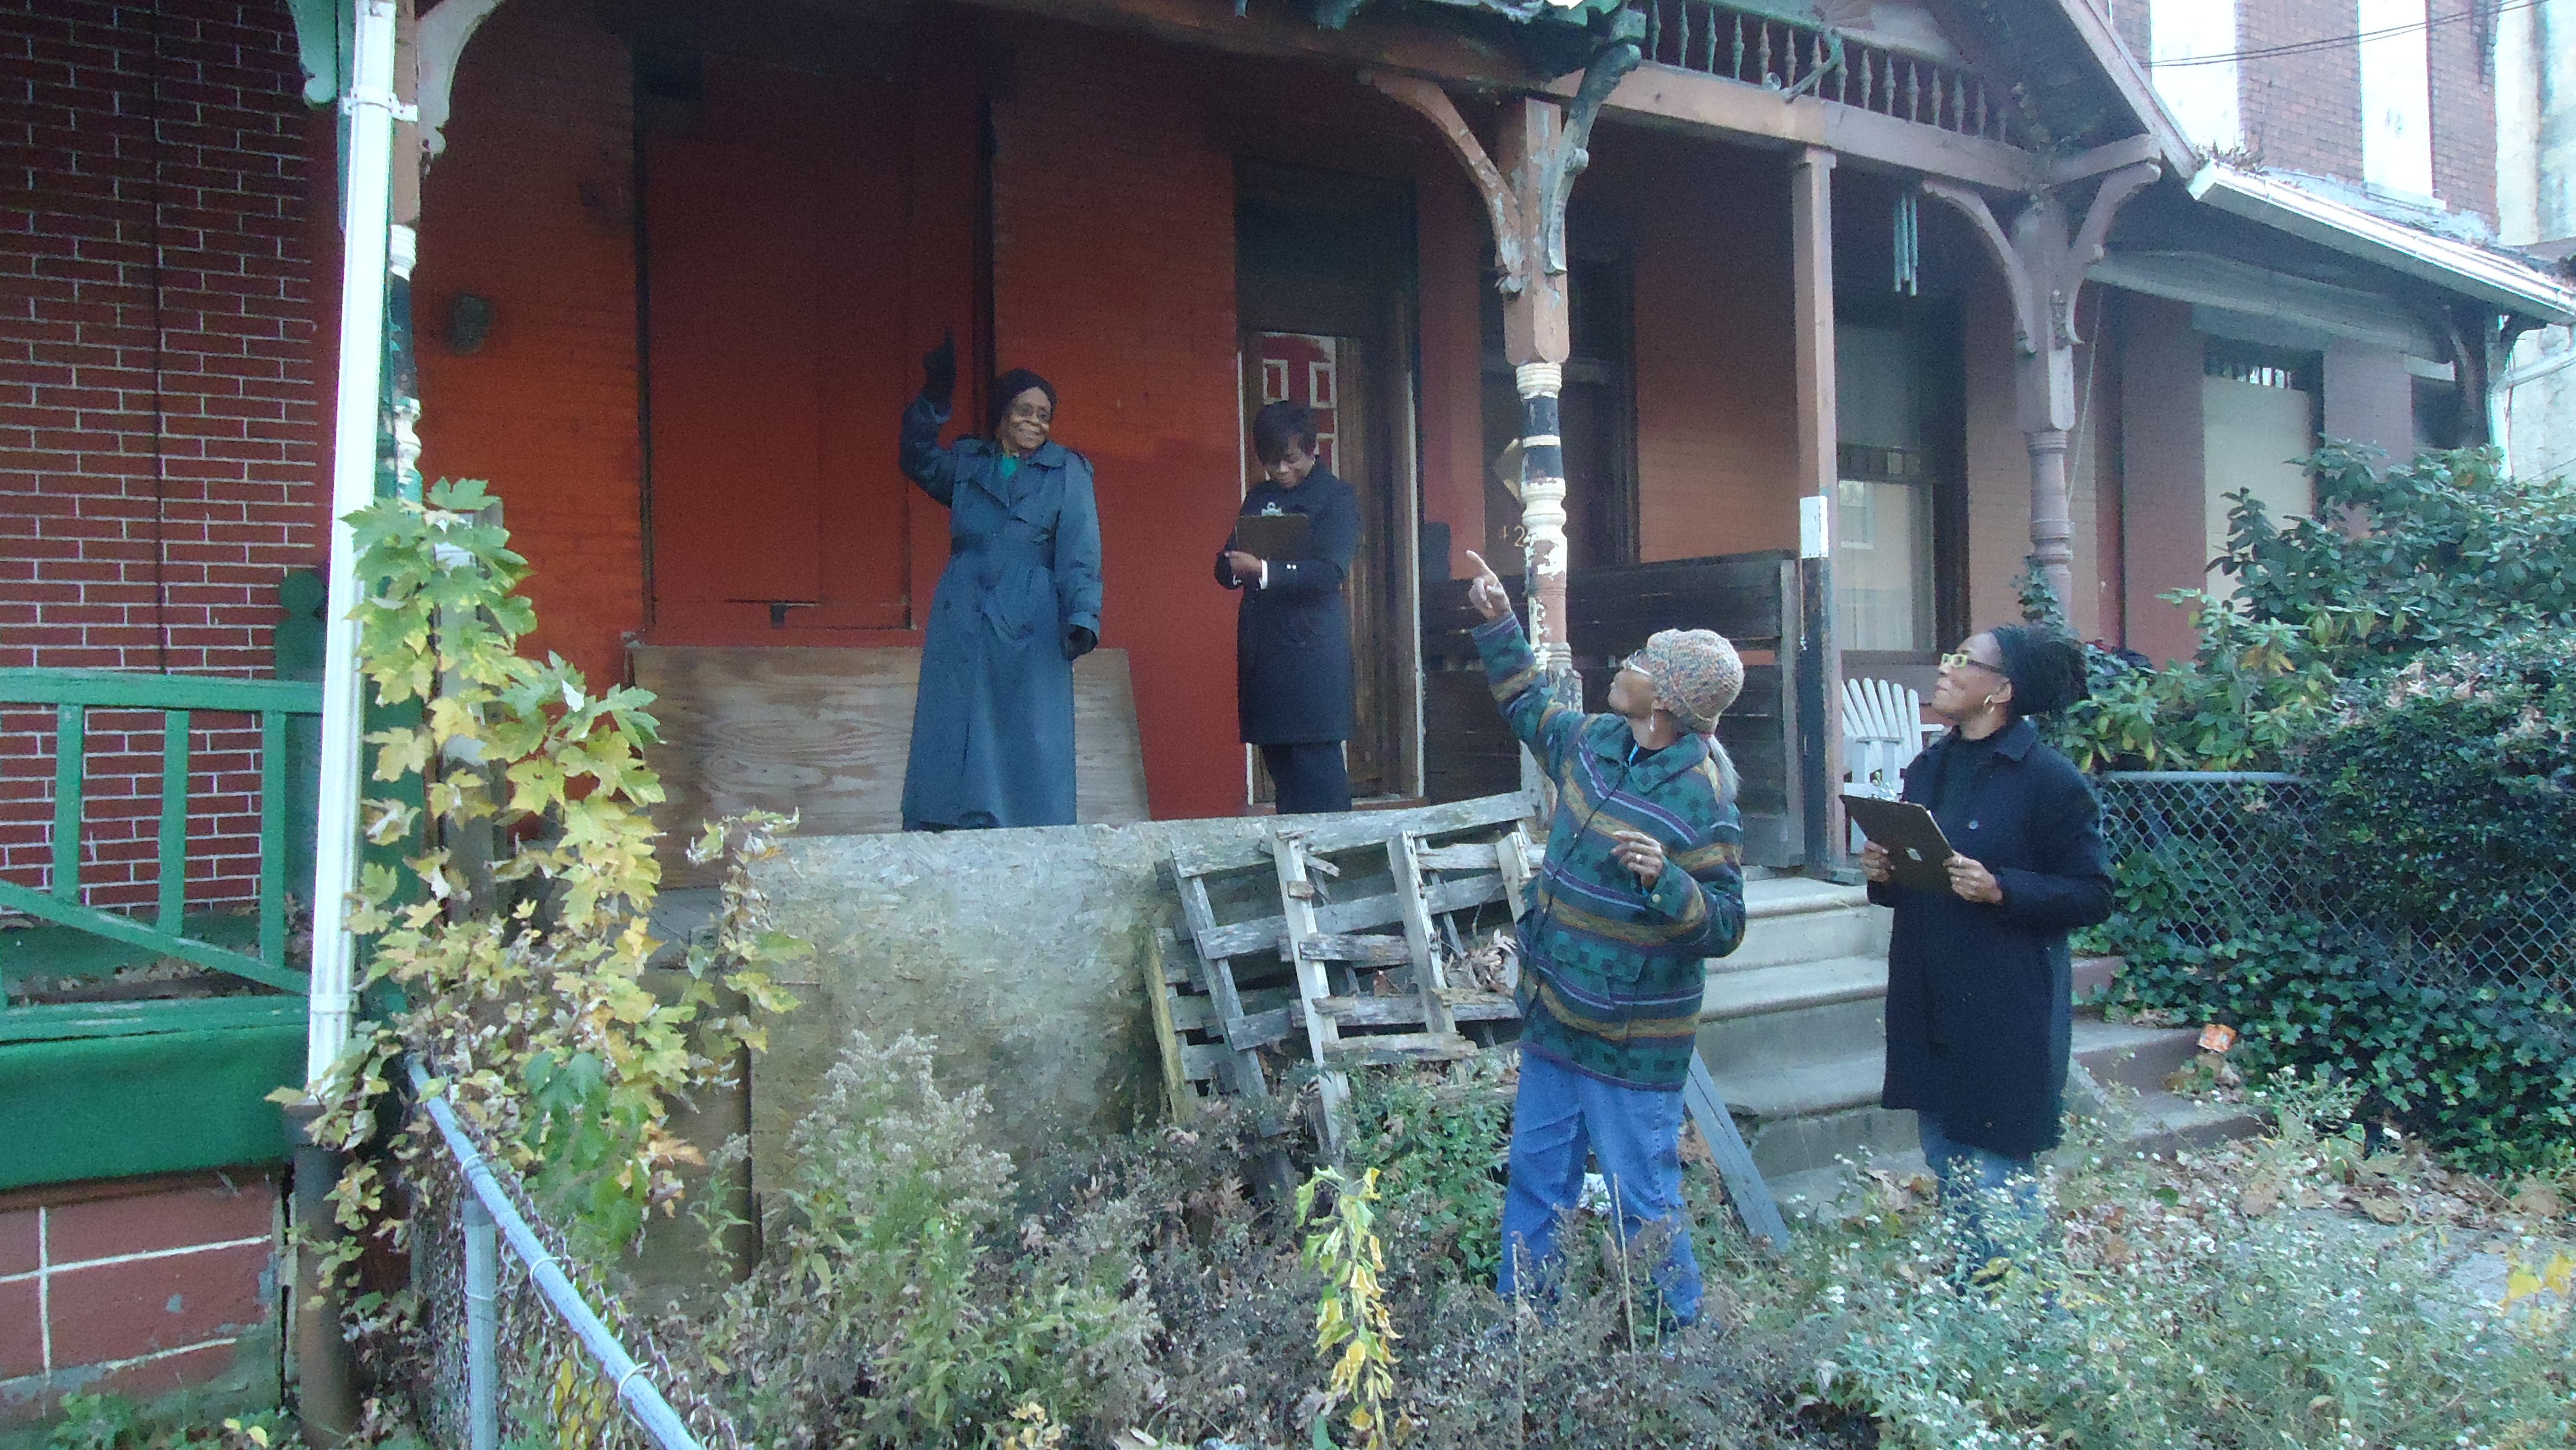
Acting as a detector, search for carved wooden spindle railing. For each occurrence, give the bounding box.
[1639,0,2017,145]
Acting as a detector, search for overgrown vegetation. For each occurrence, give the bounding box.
[2053,444,2576,773]
[1813,1073,2576,1448]
[662,1033,2572,1449]
[2043,446,2576,1170]
[295,478,801,1308]
[41,1396,290,1450]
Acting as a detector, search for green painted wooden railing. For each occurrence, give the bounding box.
[0,669,321,1043]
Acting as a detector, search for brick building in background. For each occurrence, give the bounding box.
[4,0,2574,1429]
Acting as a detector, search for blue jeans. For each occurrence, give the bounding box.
[1498,1051,1702,1325]
[1917,1111,2042,1271]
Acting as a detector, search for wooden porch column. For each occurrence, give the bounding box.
[1371,38,1637,676]
[1789,147,1840,870]
[1494,98,1575,670]
[1925,162,2161,611]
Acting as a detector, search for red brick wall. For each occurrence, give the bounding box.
[2237,0,2364,180]
[414,0,642,692]
[988,22,1247,820]
[2428,0,2496,224]
[0,1173,280,1424]
[0,1,325,910]
[2227,0,2495,224]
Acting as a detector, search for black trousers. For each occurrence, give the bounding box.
[1261,742,1352,816]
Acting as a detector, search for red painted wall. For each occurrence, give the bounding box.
[1583,128,1801,562]
[0,0,326,909]
[414,0,643,692]
[986,22,1248,820]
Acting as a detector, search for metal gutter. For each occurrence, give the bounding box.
[310,0,403,1087]
[2187,163,2576,324]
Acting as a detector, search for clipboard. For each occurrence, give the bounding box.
[1840,794,1955,892]
[1231,511,1312,562]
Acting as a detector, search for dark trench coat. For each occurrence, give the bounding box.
[1872,717,2114,1157]
[897,396,1104,830]
[1216,469,1359,746]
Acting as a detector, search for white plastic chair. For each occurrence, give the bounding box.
[1841,677,1935,852]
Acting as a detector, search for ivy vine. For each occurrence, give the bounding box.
[284,478,804,1310]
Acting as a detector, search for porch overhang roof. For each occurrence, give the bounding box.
[2186,163,2576,326]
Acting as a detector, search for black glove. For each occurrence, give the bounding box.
[920,330,957,413]
[1063,625,1097,661]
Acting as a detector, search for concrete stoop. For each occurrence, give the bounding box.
[1699,885,2263,1220]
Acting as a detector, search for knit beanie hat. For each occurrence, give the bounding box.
[1631,628,1745,734]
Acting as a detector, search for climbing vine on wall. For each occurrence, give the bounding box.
[284,478,803,1299]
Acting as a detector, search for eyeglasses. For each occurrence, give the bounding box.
[1941,650,2006,676]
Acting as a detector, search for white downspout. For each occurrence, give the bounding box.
[308,0,404,1088]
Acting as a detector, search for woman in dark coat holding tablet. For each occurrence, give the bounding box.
[1861,624,2112,1266]
[1216,400,1359,814]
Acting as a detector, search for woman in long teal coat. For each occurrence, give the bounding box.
[896,337,1103,830]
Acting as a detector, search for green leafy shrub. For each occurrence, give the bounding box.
[1342,1060,1513,1282]
[2304,627,2576,938]
[2229,442,2576,671]
[2096,910,2576,1170]
[2053,445,2576,772]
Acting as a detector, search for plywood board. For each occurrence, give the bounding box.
[632,645,1150,881]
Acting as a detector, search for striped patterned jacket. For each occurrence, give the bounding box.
[1473,614,1747,1089]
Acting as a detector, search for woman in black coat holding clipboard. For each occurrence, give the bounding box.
[1216,401,1359,814]
[1861,625,2111,1268]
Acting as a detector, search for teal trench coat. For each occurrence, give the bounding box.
[896,396,1104,829]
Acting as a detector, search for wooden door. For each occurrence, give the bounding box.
[1242,331,1397,800]
[1235,162,1422,808]
[639,50,976,643]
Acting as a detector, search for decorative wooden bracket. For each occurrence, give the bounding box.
[1924,160,2161,359]
[1539,38,1642,275]
[1920,160,2162,608]
[1367,73,1527,293]
[418,0,510,157]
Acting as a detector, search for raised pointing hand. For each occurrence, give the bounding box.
[1463,550,1510,622]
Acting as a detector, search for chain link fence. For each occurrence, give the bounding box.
[2094,772,2575,999]
[398,1064,744,1450]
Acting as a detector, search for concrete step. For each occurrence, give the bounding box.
[1698,955,1890,1071]
[1726,884,1890,970]
[1707,1045,1884,1122]
[1739,1103,1920,1181]
[2072,1017,2202,1095]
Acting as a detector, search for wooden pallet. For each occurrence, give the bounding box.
[1150,794,1539,1147]
[1143,791,1788,1245]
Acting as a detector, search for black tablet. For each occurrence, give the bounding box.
[1840,794,1955,893]
[1233,512,1312,563]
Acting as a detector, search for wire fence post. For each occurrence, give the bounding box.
[463,1195,499,1450]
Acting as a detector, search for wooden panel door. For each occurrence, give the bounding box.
[643,54,959,640]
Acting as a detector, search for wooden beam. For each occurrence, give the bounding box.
[953,0,2044,192]
[1571,64,2041,193]
[2049,132,2163,186]
[959,0,1531,89]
